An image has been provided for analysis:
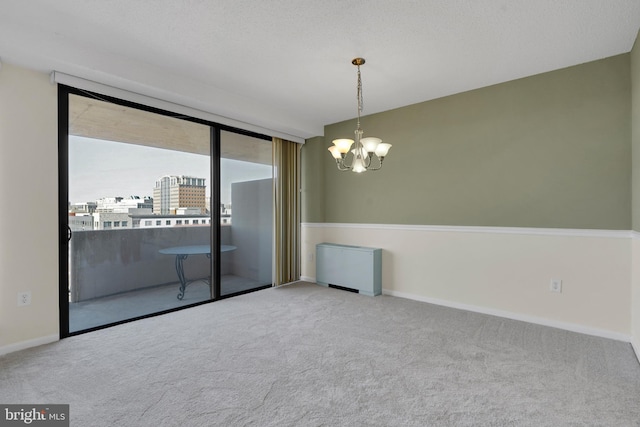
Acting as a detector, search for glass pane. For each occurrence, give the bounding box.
[220,130,273,296]
[67,94,212,333]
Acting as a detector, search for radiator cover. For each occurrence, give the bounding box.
[315,243,382,296]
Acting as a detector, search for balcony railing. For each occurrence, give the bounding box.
[69,225,235,302]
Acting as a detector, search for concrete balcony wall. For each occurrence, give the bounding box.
[70,225,232,302]
[231,178,273,285]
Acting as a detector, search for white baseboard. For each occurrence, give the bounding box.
[0,334,59,356]
[275,280,304,287]
[297,279,631,342]
[632,338,640,365]
[382,289,631,343]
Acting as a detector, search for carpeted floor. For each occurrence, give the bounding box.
[1,282,639,426]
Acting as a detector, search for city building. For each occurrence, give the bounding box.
[96,196,153,213]
[92,212,132,230]
[130,213,211,228]
[68,213,94,231]
[153,175,206,215]
[69,197,154,230]
[69,202,97,214]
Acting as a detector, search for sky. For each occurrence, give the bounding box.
[69,136,272,205]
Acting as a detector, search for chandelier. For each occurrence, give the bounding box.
[328,58,391,173]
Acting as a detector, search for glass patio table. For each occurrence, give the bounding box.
[159,245,236,300]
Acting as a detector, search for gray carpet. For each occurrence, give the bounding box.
[1,282,639,426]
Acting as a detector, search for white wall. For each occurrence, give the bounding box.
[631,30,640,362]
[302,224,632,340]
[632,236,640,357]
[0,63,59,353]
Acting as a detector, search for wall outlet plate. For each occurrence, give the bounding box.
[17,291,31,306]
[550,279,562,293]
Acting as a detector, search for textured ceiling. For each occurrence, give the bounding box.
[1,0,639,139]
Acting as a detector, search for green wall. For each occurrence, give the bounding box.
[301,135,326,223]
[632,36,640,232]
[303,54,631,229]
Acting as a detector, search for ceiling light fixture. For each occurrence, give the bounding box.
[328,58,391,173]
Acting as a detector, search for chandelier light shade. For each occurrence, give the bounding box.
[328,58,391,173]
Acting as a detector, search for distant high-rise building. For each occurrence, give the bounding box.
[153,175,206,215]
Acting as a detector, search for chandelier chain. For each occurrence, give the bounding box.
[356,64,363,127]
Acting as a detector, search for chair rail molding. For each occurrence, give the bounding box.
[302,223,632,239]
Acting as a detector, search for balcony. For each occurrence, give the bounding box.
[68,224,271,332]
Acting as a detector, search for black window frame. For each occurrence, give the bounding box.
[58,84,271,338]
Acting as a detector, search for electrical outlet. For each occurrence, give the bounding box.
[550,279,562,293]
[17,291,31,306]
[307,253,314,262]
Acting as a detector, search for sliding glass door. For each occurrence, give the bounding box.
[60,87,276,336]
[220,131,273,296]
[64,91,213,334]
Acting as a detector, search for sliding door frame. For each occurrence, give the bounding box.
[210,126,221,300]
[58,84,271,338]
[58,85,70,338]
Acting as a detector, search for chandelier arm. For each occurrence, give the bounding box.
[339,150,355,171]
[363,152,373,168]
[367,156,385,171]
[344,151,354,167]
[367,153,384,171]
[335,160,351,171]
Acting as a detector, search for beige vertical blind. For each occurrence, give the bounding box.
[272,138,301,286]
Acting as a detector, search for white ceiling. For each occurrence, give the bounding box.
[1,1,639,140]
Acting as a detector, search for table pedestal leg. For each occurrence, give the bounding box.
[176,254,189,300]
